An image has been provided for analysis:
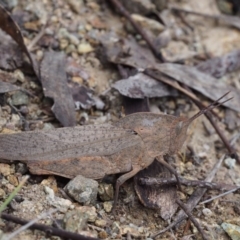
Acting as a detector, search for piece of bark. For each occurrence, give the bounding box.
[134,159,178,220]
[0,30,23,70]
[196,49,240,78]
[40,51,76,127]
[0,4,39,78]
[112,73,178,98]
[0,81,20,93]
[103,37,240,112]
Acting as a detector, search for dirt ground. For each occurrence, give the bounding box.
[0,0,240,239]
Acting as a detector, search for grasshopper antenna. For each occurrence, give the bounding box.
[188,91,232,123]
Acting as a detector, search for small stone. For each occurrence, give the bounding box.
[98,183,114,201]
[103,201,113,213]
[224,157,236,169]
[72,76,83,84]
[11,91,29,106]
[44,186,72,213]
[122,225,140,237]
[10,114,20,126]
[202,208,213,217]
[64,175,98,205]
[13,69,25,83]
[0,163,11,176]
[64,209,88,233]
[7,175,19,186]
[78,42,94,54]
[161,41,196,62]
[77,206,97,222]
[127,14,164,36]
[112,221,121,235]
[221,222,240,240]
[95,219,107,227]
[0,188,6,199]
[19,106,29,115]
[59,38,69,50]
[41,176,58,193]
[66,0,83,14]
[66,44,77,54]
[98,231,108,239]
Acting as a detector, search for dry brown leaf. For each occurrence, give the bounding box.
[40,51,76,127]
[112,72,178,98]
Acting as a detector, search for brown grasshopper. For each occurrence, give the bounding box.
[0,93,230,207]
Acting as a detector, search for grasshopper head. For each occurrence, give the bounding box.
[168,117,190,155]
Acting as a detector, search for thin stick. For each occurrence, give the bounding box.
[156,156,182,191]
[139,176,238,192]
[200,187,240,205]
[151,155,225,238]
[176,199,208,240]
[27,23,47,51]
[109,0,164,61]
[4,209,57,240]
[0,213,99,240]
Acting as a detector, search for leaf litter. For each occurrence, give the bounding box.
[0,0,239,239]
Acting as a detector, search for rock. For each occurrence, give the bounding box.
[0,163,11,176]
[202,208,213,217]
[221,222,240,240]
[77,206,97,222]
[98,183,114,201]
[122,225,140,238]
[66,0,83,14]
[98,231,108,239]
[0,188,6,199]
[103,201,113,213]
[44,186,73,213]
[64,209,88,233]
[58,28,80,45]
[126,14,164,36]
[224,157,236,169]
[64,175,98,205]
[13,69,25,83]
[78,42,94,54]
[41,176,58,193]
[161,41,196,62]
[7,175,19,186]
[95,219,107,227]
[11,91,29,106]
[112,221,121,235]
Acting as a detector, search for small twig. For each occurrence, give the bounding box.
[156,156,182,191]
[151,155,224,238]
[176,199,208,240]
[3,209,57,240]
[88,223,104,232]
[8,101,30,131]
[200,187,240,205]
[109,0,164,61]
[139,176,238,191]
[27,23,47,51]
[0,213,100,240]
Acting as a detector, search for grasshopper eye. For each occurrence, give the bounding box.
[175,121,183,135]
